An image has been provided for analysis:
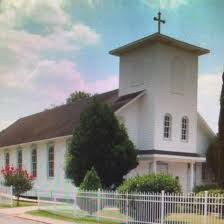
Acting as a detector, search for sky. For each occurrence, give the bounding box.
[0,0,223,132]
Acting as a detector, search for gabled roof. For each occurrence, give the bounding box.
[109,32,210,56]
[197,113,216,138]
[0,90,144,148]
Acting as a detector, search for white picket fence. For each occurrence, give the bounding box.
[0,184,13,207]
[36,189,224,224]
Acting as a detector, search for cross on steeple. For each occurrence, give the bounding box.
[153,11,165,33]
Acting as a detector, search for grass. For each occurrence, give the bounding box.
[0,199,37,208]
[166,213,224,224]
[28,209,224,224]
[27,210,122,224]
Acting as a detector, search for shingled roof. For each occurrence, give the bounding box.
[0,89,144,148]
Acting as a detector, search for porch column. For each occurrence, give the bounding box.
[152,160,157,174]
[190,162,195,192]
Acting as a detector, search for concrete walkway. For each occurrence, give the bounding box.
[0,214,41,224]
[0,206,74,224]
[0,206,38,215]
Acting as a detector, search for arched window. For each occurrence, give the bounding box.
[163,114,172,140]
[47,144,55,178]
[5,151,10,166]
[171,57,185,94]
[17,149,22,169]
[31,147,37,178]
[181,116,189,141]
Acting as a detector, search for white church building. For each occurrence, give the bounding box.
[0,30,214,193]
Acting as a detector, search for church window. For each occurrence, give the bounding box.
[31,147,37,178]
[164,114,172,140]
[171,57,185,94]
[181,116,189,141]
[65,138,72,179]
[5,152,10,166]
[157,161,168,174]
[47,144,54,178]
[17,149,22,169]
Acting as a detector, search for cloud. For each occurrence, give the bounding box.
[0,0,69,30]
[33,60,118,101]
[142,0,188,9]
[16,59,118,105]
[0,0,104,131]
[198,73,222,133]
[0,0,100,91]
[87,0,101,8]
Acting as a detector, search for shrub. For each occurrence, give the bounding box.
[78,167,102,215]
[195,188,224,215]
[193,184,220,193]
[117,174,181,224]
[118,173,181,193]
[80,167,102,191]
[1,165,34,206]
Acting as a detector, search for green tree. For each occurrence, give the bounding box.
[66,91,91,104]
[66,97,138,188]
[207,71,224,186]
[1,166,34,206]
[80,167,102,191]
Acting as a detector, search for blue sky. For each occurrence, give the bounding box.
[0,0,223,132]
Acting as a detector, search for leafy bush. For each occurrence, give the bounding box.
[193,184,220,193]
[78,167,101,215]
[117,174,181,224]
[80,167,102,191]
[118,173,181,193]
[195,187,224,215]
[1,165,34,205]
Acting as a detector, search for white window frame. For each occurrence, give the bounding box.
[31,146,37,178]
[157,161,169,174]
[163,113,172,140]
[47,143,55,178]
[65,138,72,180]
[181,116,189,142]
[17,149,23,169]
[4,151,10,167]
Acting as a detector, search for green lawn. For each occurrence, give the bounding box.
[166,213,224,224]
[27,210,122,224]
[0,200,37,208]
[28,209,224,224]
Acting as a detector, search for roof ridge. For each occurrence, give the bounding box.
[15,89,119,122]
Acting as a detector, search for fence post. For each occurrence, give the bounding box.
[53,192,56,211]
[37,187,40,210]
[73,188,77,216]
[126,192,129,224]
[10,185,13,207]
[204,191,208,224]
[161,190,165,224]
[97,189,101,222]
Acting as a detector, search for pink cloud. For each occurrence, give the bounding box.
[27,59,118,104]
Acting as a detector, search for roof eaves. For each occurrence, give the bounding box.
[115,90,146,114]
[197,112,216,137]
[109,33,210,56]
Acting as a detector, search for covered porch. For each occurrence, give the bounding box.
[131,150,206,193]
